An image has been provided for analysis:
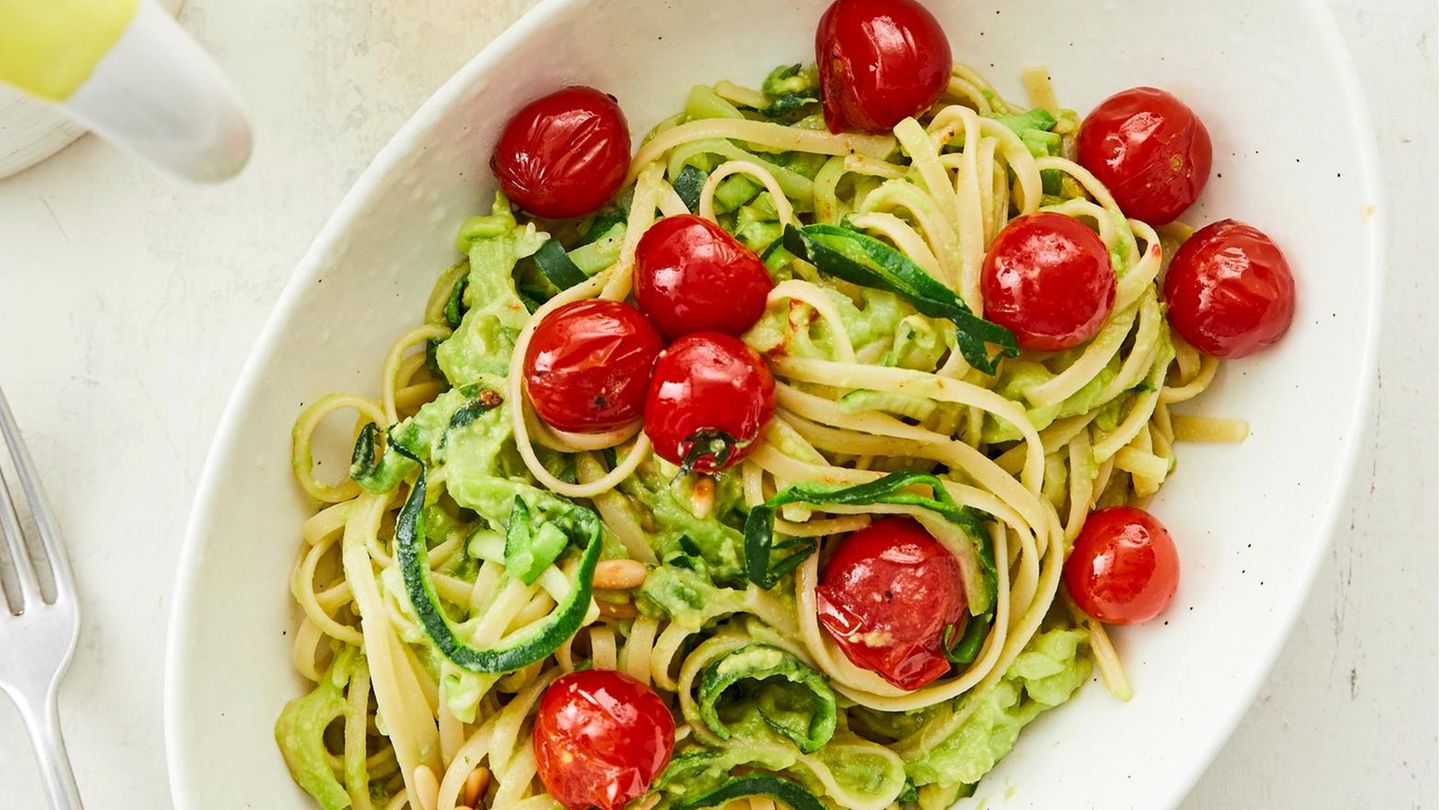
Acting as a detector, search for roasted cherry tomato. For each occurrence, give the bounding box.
[643,332,775,473]
[1064,507,1180,625]
[815,0,952,133]
[981,212,1116,351]
[491,86,631,219]
[635,214,774,340]
[523,300,663,433]
[533,669,676,810]
[1077,87,1212,225]
[1163,219,1296,359]
[816,517,967,691]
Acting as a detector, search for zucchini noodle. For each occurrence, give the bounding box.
[277,62,1237,810]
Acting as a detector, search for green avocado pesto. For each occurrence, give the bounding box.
[288,66,1133,810]
[274,650,357,810]
[980,355,1123,444]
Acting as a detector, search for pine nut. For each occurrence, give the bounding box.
[463,767,490,806]
[593,559,647,590]
[412,765,439,810]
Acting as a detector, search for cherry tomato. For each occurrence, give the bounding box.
[815,0,952,133]
[635,214,774,340]
[643,333,775,473]
[1163,219,1296,359]
[533,669,675,810]
[1077,87,1213,225]
[523,300,663,433]
[491,86,631,219]
[1064,507,1179,625]
[981,212,1116,351]
[815,517,967,691]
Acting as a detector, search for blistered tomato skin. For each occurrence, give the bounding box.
[1163,219,1296,359]
[643,332,776,473]
[1077,87,1212,225]
[815,0,953,133]
[533,670,676,810]
[816,518,968,691]
[491,86,631,219]
[1064,507,1180,625]
[635,214,774,340]
[523,300,664,433]
[981,212,1117,351]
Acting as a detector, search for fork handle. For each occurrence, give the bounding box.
[16,688,84,809]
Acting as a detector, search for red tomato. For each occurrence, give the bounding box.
[643,333,775,473]
[533,669,675,810]
[523,300,663,433]
[981,212,1116,351]
[635,214,774,340]
[815,517,967,691]
[491,86,631,219]
[1077,87,1213,225]
[1163,219,1296,359]
[1064,507,1179,625]
[815,0,952,133]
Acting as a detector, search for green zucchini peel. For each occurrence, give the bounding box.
[393,447,601,673]
[674,775,828,810]
[743,470,997,615]
[782,224,1018,374]
[697,644,837,753]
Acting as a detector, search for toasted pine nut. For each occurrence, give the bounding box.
[463,767,490,807]
[412,765,439,810]
[690,476,715,519]
[596,599,639,619]
[593,559,647,590]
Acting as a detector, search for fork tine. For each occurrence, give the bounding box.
[0,462,43,608]
[0,386,73,601]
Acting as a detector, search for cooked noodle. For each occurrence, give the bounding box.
[278,63,1231,810]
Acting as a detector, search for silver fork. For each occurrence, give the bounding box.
[0,385,84,809]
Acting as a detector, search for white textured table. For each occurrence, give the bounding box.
[0,2,1433,807]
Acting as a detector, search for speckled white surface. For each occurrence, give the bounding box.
[0,1,1432,808]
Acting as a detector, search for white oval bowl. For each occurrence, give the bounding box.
[164,1,1382,807]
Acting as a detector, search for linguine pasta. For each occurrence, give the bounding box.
[277,63,1244,810]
